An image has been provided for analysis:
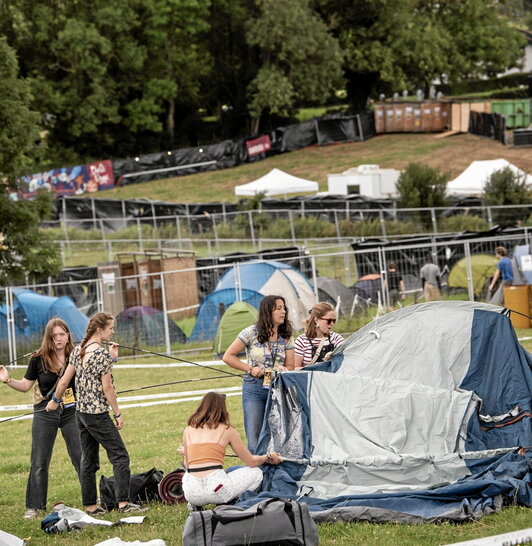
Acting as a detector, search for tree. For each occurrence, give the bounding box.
[317,0,525,110]
[246,0,344,132]
[0,37,41,186]
[0,192,62,285]
[483,166,530,226]
[396,162,449,227]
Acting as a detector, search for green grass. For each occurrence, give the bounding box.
[91,133,531,204]
[2,338,532,544]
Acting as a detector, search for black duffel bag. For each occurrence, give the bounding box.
[182,497,319,546]
[99,467,164,510]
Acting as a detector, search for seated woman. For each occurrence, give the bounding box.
[182,392,282,507]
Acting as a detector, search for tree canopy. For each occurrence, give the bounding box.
[0,0,527,158]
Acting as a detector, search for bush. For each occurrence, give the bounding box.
[483,166,530,226]
[396,162,449,226]
[439,215,489,233]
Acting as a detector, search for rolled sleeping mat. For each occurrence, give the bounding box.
[158,468,186,504]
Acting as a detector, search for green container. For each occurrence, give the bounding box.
[491,99,531,128]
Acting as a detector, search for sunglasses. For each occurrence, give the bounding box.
[320,318,336,325]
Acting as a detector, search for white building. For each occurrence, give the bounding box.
[327,164,401,198]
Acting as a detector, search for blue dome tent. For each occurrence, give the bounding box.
[0,288,89,343]
[239,301,532,523]
[189,261,315,342]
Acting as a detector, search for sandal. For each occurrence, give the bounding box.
[86,506,107,515]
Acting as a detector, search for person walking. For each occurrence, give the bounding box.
[0,318,82,519]
[385,261,406,310]
[181,392,282,507]
[420,254,442,302]
[294,302,344,369]
[46,312,145,515]
[223,295,294,453]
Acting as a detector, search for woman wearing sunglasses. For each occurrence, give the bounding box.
[294,302,344,369]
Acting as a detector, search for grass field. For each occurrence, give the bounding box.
[97,133,532,204]
[1,332,532,545]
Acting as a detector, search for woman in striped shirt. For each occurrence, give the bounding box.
[294,302,344,369]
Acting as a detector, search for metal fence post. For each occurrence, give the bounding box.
[160,272,171,355]
[136,219,144,252]
[486,207,493,229]
[248,211,256,249]
[464,241,475,301]
[379,210,387,238]
[311,255,318,301]
[333,210,341,240]
[431,209,438,235]
[288,211,296,244]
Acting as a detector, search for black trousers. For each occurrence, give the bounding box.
[76,411,131,506]
[26,402,81,510]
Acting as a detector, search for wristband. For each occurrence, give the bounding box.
[113,413,121,420]
[3,376,11,384]
[51,394,62,403]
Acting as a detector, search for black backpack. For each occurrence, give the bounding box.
[182,497,319,546]
[99,467,164,510]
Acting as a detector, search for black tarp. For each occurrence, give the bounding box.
[53,266,99,318]
[469,111,506,145]
[351,226,528,280]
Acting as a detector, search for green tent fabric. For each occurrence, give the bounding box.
[448,254,498,294]
[213,301,258,357]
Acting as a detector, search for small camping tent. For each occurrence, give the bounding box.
[350,274,382,303]
[115,306,187,347]
[234,169,319,197]
[448,254,498,295]
[240,301,532,523]
[0,288,89,342]
[446,159,532,196]
[189,261,315,341]
[213,302,258,357]
[316,277,354,317]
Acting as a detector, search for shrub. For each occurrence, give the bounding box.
[396,162,449,226]
[483,166,530,226]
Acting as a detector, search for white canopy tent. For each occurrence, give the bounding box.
[446,159,532,196]
[234,168,319,196]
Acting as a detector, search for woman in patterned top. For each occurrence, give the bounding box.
[46,313,145,515]
[223,295,294,453]
[294,302,344,369]
[0,318,81,519]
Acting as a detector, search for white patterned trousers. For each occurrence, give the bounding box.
[182,467,263,506]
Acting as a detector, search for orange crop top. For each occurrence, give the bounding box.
[187,443,225,466]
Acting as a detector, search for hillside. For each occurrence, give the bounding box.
[97,133,532,204]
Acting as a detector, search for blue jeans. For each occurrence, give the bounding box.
[242,375,269,454]
[26,402,82,510]
[76,411,131,506]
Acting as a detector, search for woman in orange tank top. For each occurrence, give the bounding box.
[181,392,282,507]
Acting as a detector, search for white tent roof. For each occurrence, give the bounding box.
[234,168,319,196]
[446,159,532,196]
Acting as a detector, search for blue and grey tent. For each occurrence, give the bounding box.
[0,288,89,342]
[189,261,315,341]
[240,301,532,523]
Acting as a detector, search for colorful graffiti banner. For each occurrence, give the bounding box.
[16,160,115,200]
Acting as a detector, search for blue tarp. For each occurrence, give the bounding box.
[239,303,532,523]
[0,288,89,342]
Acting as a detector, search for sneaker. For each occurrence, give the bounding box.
[117,502,148,513]
[86,506,107,516]
[24,508,39,519]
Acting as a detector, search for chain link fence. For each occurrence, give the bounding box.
[2,231,531,364]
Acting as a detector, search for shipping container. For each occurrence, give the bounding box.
[491,100,531,129]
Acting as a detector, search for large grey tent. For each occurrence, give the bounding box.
[239,301,532,523]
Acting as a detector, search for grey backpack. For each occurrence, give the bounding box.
[182,497,319,546]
